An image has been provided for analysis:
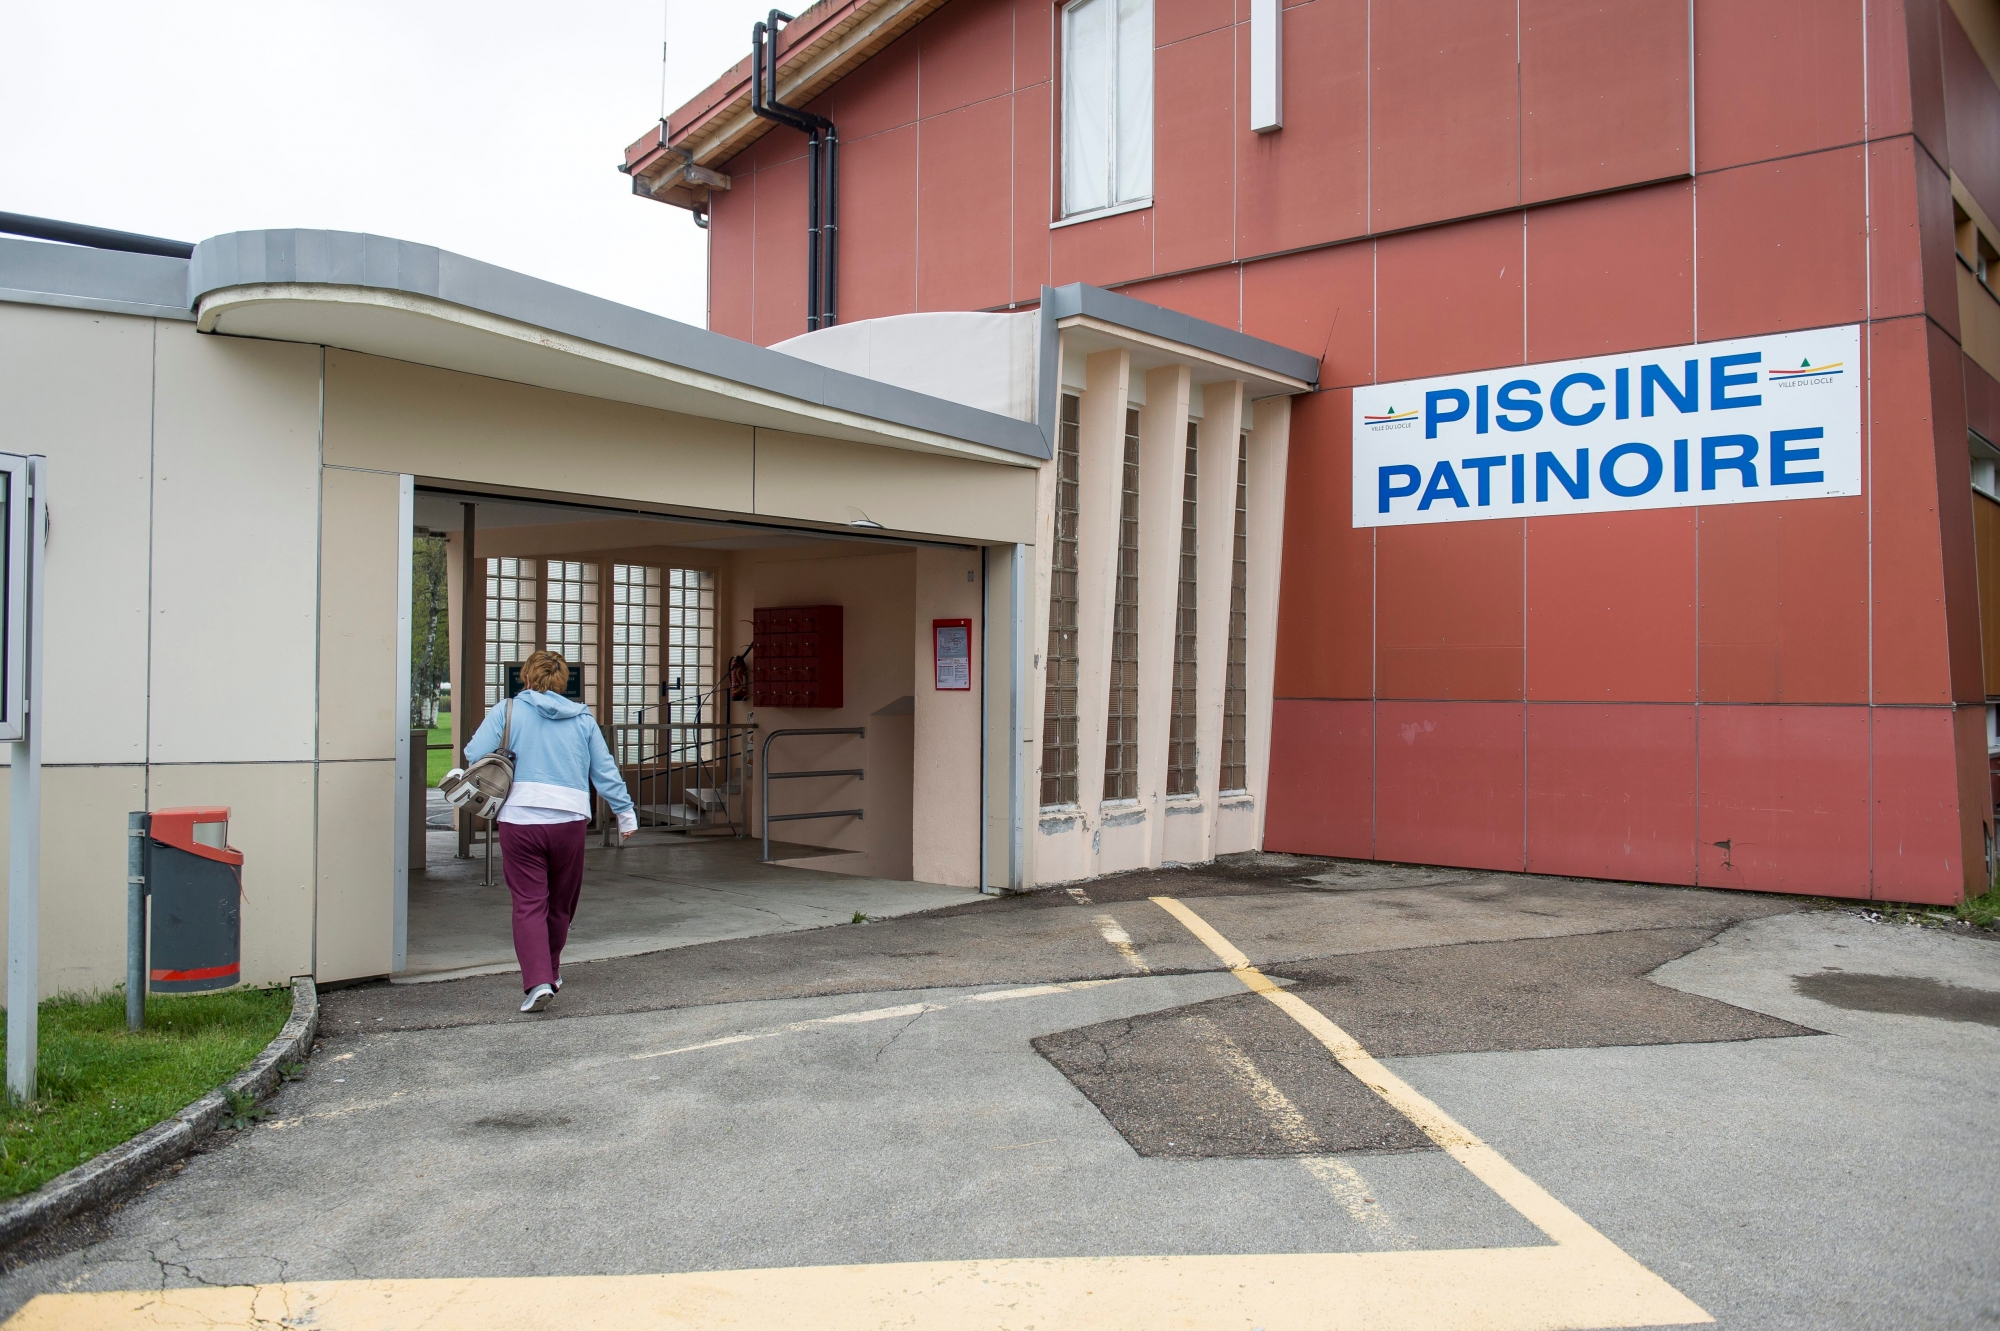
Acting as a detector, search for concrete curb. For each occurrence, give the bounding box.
[0,975,319,1253]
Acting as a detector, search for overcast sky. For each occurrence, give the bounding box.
[3,1,774,329]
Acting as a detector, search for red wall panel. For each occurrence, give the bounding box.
[916,0,1015,118]
[1234,0,1369,257]
[1375,213,1523,382]
[1871,704,1970,904]
[1927,318,1985,704]
[1011,86,1053,303]
[918,98,1015,312]
[835,125,919,324]
[1525,703,1697,883]
[1519,0,1690,204]
[1525,181,1692,363]
[1241,242,1374,389]
[1051,206,1154,290]
[831,26,921,138]
[1264,699,1374,858]
[1953,703,1989,899]
[1158,0,1234,46]
[1871,317,1956,703]
[1375,701,1525,871]
[1273,390,1373,699]
[751,153,812,344]
[1695,704,1871,897]
[1377,519,1524,700]
[1693,0,1865,173]
[1866,137,1929,325]
[1695,148,1869,343]
[1696,498,1870,705]
[1943,5,2000,229]
[1153,28,1238,275]
[1369,0,1520,234]
[1015,0,1053,87]
[707,182,755,342]
[1871,0,1949,163]
[1526,510,1696,703]
[1119,265,1241,329]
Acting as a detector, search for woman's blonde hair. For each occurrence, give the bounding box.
[520,650,570,695]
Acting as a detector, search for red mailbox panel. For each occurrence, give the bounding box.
[753,605,843,709]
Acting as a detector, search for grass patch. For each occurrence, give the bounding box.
[0,987,291,1201]
[427,706,452,788]
[1957,886,2000,930]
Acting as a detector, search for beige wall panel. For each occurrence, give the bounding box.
[0,766,145,996]
[1071,350,1132,862]
[1214,799,1258,856]
[752,430,1037,545]
[1162,802,1208,864]
[1193,383,1247,859]
[747,549,913,856]
[316,760,394,983]
[150,325,321,764]
[1034,812,1091,885]
[320,468,404,762]
[0,306,154,765]
[1135,365,1192,867]
[323,351,753,512]
[912,547,983,886]
[150,761,316,989]
[1962,266,2000,387]
[1096,813,1151,875]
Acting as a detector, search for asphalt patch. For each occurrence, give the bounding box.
[1792,972,2000,1027]
[1256,926,1818,1056]
[1034,998,1432,1158]
[466,1113,575,1134]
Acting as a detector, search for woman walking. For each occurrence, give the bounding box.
[463,650,636,1012]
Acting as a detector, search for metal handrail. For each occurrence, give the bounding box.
[761,727,865,863]
[609,720,757,842]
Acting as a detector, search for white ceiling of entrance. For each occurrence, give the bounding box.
[412,492,871,551]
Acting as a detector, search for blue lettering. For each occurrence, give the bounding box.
[1710,353,1762,410]
[1496,380,1544,433]
[1461,455,1506,506]
[1615,367,1630,421]
[1702,434,1760,490]
[1641,361,1698,416]
[1771,427,1825,485]
[1511,454,1525,504]
[1599,442,1664,497]
[1673,438,1689,492]
[1476,383,1490,434]
[1551,373,1606,426]
[1418,460,1470,510]
[1536,449,1590,502]
[1379,464,1422,512]
[1426,389,1470,439]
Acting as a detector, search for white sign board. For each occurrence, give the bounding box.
[1352,326,1862,528]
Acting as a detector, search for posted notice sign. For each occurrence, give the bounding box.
[1352,325,1861,528]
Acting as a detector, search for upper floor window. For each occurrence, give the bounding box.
[1062,0,1152,220]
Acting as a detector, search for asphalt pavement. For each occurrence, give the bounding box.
[1,854,1995,1329]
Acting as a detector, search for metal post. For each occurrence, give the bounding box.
[126,812,147,1030]
[7,457,46,1101]
[457,502,477,859]
[1008,542,1025,893]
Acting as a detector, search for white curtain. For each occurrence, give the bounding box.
[1063,0,1151,217]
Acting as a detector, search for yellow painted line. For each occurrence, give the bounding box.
[5,905,1712,1330]
[1093,913,1153,973]
[1149,894,1711,1314]
[6,1247,1707,1330]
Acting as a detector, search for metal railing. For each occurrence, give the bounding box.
[761,727,865,863]
[607,721,758,844]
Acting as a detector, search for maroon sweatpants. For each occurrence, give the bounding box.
[497,819,587,991]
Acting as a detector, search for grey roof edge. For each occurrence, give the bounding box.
[1043,282,1323,388]
[0,236,194,321]
[188,230,1050,463]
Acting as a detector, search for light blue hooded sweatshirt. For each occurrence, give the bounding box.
[464,691,636,833]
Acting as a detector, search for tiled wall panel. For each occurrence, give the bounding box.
[1264,700,1374,858]
[1525,703,1697,884]
[1526,511,1696,703]
[1695,705,1872,897]
[1520,0,1690,203]
[1374,701,1525,871]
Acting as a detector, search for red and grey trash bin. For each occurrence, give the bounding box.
[145,807,243,993]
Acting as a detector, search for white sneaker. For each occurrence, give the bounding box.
[553,976,562,993]
[519,983,555,1013]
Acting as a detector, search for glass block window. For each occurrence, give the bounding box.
[1220,436,1249,793]
[664,567,718,756]
[610,564,663,765]
[543,560,599,712]
[484,557,537,708]
[1167,421,1199,796]
[1103,407,1141,802]
[1040,393,1083,807]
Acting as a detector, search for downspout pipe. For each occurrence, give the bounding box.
[750,11,839,330]
[0,211,193,259]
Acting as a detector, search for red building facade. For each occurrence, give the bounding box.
[631,0,2000,904]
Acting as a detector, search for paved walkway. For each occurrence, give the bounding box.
[3,856,1996,1328]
